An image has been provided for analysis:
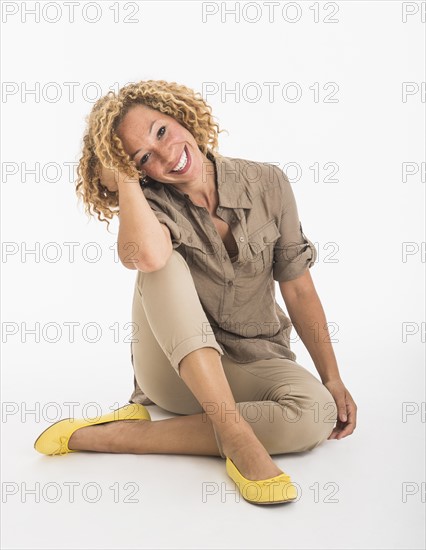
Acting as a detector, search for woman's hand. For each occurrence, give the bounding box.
[99,164,120,192]
[99,164,139,192]
[323,379,357,440]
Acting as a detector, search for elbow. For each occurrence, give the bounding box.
[118,236,173,272]
[134,249,173,273]
[119,257,159,272]
[279,268,316,298]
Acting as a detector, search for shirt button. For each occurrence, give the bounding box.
[239,236,245,242]
[227,280,234,286]
[188,236,193,243]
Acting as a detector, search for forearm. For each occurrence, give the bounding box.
[283,288,342,384]
[117,179,171,270]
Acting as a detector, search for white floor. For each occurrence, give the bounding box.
[1,348,425,550]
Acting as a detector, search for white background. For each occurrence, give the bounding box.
[1,1,425,549]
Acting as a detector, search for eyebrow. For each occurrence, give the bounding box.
[130,120,156,161]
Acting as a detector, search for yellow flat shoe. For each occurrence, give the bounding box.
[225,456,298,505]
[34,403,151,456]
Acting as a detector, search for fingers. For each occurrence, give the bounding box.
[327,426,340,440]
[328,422,351,440]
[338,404,347,423]
[99,166,118,192]
[328,400,357,440]
[333,390,347,422]
[335,418,355,439]
[327,420,345,439]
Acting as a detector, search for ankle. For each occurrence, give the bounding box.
[218,421,257,455]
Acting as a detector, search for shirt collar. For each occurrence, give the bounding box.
[208,150,253,209]
[147,150,253,210]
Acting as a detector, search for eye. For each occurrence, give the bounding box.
[139,154,149,166]
[138,126,166,167]
[139,153,149,167]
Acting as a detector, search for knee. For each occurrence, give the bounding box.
[161,249,189,271]
[136,250,189,294]
[276,381,337,452]
[303,382,338,450]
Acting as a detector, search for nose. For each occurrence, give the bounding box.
[148,140,173,169]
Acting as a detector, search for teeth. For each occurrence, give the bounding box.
[171,148,187,172]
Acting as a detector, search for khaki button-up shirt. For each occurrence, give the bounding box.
[139,150,317,365]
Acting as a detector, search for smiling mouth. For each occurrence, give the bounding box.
[170,146,190,174]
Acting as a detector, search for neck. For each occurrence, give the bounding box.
[171,152,218,210]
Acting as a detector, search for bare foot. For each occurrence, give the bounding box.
[220,423,285,481]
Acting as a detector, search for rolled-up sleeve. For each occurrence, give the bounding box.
[144,197,182,250]
[272,167,317,282]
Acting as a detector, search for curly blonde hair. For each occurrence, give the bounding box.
[75,79,224,232]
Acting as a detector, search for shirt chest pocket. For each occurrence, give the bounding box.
[240,219,281,276]
[178,226,217,271]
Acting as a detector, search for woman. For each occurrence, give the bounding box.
[34,80,357,505]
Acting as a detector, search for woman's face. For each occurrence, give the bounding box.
[115,104,206,186]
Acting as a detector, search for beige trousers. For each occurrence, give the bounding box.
[129,250,337,459]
